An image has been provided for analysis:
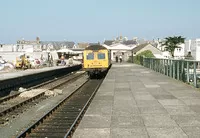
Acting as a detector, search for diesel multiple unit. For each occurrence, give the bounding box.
[83,45,111,78]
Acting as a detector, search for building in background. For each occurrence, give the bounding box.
[104,36,139,46]
[173,43,185,59]
[76,43,89,49]
[40,41,75,51]
[16,37,41,52]
[185,39,200,60]
[132,43,162,58]
[155,38,186,59]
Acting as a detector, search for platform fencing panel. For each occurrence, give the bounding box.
[142,57,200,88]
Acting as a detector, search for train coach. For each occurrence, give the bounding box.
[83,45,111,78]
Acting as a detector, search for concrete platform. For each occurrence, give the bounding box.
[0,65,82,97]
[73,63,200,138]
[0,66,73,81]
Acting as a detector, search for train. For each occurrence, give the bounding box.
[83,45,111,78]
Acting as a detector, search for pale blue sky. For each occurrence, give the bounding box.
[0,0,200,43]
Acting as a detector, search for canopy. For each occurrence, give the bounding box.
[109,43,132,50]
[57,48,74,53]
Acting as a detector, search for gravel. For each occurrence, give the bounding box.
[0,75,88,138]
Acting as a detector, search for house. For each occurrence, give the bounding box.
[0,44,18,52]
[16,37,41,52]
[132,43,162,58]
[105,43,136,61]
[40,41,75,51]
[77,43,89,49]
[184,39,200,60]
[155,38,185,59]
[173,43,185,59]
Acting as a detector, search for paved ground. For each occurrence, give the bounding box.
[73,63,200,138]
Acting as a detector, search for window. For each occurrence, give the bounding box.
[87,53,94,60]
[98,53,105,59]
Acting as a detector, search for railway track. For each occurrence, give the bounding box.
[0,71,86,125]
[16,79,103,138]
[0,71,82,104]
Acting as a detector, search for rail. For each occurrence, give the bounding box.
[138,57,200,88]
[0,72,85,122]
[16,79,102,138]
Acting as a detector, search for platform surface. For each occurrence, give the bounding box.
[0,65,74,81]
[73,63,200,138]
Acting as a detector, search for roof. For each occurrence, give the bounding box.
[109,43,132,50]
[122,40,138,45]
[104,40,114,46]
[137,39,148,45]
[40,41,75,50]
[71,48,84,51]
[85,45,107,50]
[132,43,149,53]
[89,43,100,46]
[77,43,89,48]
[102,44,111,49]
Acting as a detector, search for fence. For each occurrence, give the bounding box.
[140,57,200,88]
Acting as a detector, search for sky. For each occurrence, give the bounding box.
[0,0,200,43]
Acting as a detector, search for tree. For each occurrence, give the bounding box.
[161,36,185,57]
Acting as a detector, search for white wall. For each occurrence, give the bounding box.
[184,40,190,55]
[0,44,14,51]
[196,46,200,61]
[162,51,171,58]
[111,50,130,61]
[184,39,200,60]
[174,43,185,59]
[196,39,200,61]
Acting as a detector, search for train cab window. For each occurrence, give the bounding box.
[86,53,94,60]
[98,53,105,59]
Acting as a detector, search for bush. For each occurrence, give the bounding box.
[128,50,154,65]
[137,50,155,58]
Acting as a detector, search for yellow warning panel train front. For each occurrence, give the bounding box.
[83,45,111,78]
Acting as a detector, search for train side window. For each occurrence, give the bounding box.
[87,53,94,60]
[98,53,105,59]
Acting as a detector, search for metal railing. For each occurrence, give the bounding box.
[140,57,200,88]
